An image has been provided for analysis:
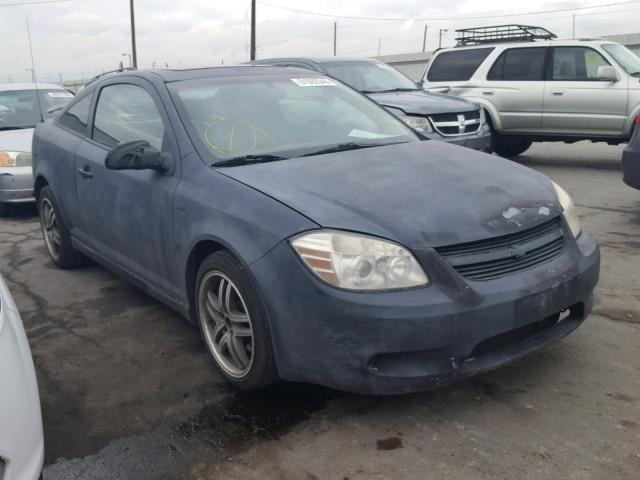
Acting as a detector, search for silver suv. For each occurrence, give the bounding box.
[422,25,640,157]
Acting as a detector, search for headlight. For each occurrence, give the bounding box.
[291,230,429,291]
[402,115,432,134]
[552,181,581,238]
[0,151,32,168]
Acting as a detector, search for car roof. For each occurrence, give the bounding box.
[86,65,326,86]
[438,38,620,52]
[253,57,381,65]
[0,82,66,92]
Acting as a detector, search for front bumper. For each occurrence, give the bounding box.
[622,146,640,190]
[0,167,34,203]
[424,123,492,152]
[0,277,44,480]
[250,228,600,395]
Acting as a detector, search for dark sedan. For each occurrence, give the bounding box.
[32,67,599,394]
[622,115,640,189]
[250,57,492,151]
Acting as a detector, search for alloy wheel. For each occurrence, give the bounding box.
[198,271,255,378]
[40,198,61,261]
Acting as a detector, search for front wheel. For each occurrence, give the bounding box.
[195,251,278,391]
[494,136,532,158]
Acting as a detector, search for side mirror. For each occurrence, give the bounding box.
[105,141,171,173]
[597,65,619,82]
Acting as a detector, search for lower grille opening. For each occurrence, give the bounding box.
[468,303,583,360]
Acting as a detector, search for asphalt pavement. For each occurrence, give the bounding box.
[0,141,638,480]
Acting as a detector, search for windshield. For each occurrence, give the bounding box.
[170,74,418,164]
[0,89,73,130]
[602,44,640,77]
[322,61,418,93]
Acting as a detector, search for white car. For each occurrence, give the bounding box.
[0,83,73,216]
[422,25,640,157]
[0,274,44,480]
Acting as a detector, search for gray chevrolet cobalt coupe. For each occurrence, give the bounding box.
[32,67,600,394]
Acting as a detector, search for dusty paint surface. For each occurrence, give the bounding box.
[0,141,638,479]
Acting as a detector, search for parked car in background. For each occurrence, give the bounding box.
[0,83,73,215]
[622,114,640,189]
[251,57,491,151]
[33,67,599,395]
[422,25,640,157]
[0,274,44,480]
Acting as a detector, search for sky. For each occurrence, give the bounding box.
[1,0,640,83]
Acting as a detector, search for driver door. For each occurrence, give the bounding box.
[73,79,181,298]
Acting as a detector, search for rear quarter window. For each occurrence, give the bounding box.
[426,48,494,82]
[57,93,93,136]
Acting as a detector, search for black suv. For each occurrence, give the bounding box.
[251,57,491,151]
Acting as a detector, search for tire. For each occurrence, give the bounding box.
[38,186,86,268]
[494,137,532,158]
[195,250,278,391]
[0,202,10,217]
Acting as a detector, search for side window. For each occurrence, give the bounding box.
[426,48,494,82]
[58,94,93,136]
[92,84,164,150]
[551,47,611,80]
[487,48,547,81]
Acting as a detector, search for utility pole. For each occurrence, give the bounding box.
[439,28,448,49]
[422,24,428,52]
[333,22,337,56]
[130,0,138,68]
[250,0,256,60]
[572,14,576,39]
[378,38,381,56]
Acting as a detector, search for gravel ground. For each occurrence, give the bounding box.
[0,141,638,480]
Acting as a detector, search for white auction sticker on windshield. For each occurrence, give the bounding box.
[291,77,336,87]
[48,91,73,98]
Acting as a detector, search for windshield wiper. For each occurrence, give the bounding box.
[213,154,288,167]
[0,126,35,131]
[362,88,418,94]
[629,71,640,77]
[301,141,404,157]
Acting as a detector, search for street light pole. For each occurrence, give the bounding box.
[439,29,448,49]
[250,0,256,60]
[422,24,428,52]
[130,0,138,68]
[333,22,337,56]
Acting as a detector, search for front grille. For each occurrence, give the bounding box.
[436,216,565,281]
[429,110,481,137]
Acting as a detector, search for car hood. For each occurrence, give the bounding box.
[367,90,478,116]
[0,128,34,153]
[219,141,561,249]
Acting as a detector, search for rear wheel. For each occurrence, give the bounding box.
[494,136,532,158]
[38,186,86,268]
[195,251,278,391]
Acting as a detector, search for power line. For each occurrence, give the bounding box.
[0,0,73,6]
[258,0,640,22]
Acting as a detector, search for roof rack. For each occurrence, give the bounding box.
[85,67,137,86]
[455,25,556,46]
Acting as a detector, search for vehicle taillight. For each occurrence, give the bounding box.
[636,114,640,125]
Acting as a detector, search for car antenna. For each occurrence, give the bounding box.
[26,18,44,123]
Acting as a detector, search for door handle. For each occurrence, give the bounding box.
[551,91,564,96]
[482,91,494,95]
[78,165,93,179]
